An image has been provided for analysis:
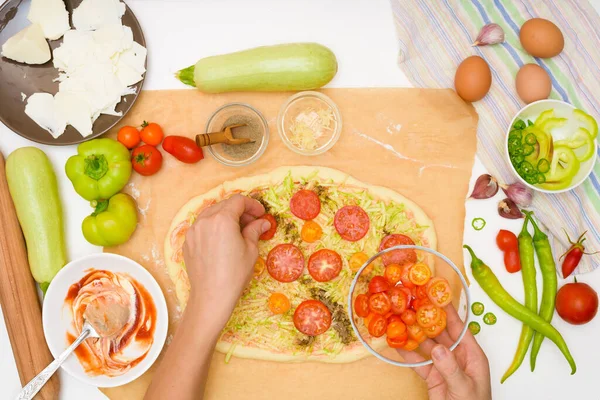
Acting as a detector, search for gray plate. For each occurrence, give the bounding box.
[0,0,146,145]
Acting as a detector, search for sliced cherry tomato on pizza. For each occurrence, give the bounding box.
[400,264,416,289]
[401,310,417,326]
[426,277,453,307]
[354,294,370,318]
[301,220,323,243]
[379,234,417,266]
[386,333,408,348]
[368,276,391,294]
[411,297,432,312]
[334,205,370,242]
[416,304,443,328]
[253,257,266,278]
[387,287,409,314]
[293,300,332,336]
[402,339,420,351]
[290,189,321,220]
[368,314,388,338]
[369,292,391,315]
[307,249,342,282]
[364,312,377,330]
[424,309,447,338]
[268,293,291,314]
[384,263,403,285]
[409,263,432,286]
[259,214,277,240]
[266,244,305,283]
[407,324,427,344]
[388,314,403,324]
[386,320,407,339]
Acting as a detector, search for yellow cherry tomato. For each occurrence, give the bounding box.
[254,257,266,278]
[268,293,291,314]
[301,220,323,243]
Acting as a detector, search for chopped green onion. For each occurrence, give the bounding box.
[471,218,486,231]
[522,144,534,156]
[468,321,481,335]
[513,120,526,130]
[525,133,537,145]
[537,158,550,173]
[471,302,485,316]
[483,312,497,325]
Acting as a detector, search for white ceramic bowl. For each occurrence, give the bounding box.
[505,99,597,193]
[43,253,168,388]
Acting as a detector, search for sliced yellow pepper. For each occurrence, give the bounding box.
[573,109,598,139]
[555,127,594,162]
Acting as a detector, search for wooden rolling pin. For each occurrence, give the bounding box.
[0,151,59,399]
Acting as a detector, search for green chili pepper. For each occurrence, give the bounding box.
[536,173,546,184]
[537,158,550,174]
[520,161,534,175]
[526,212,558,372]
[527,119,534,126]
[522,144,535,156]
[513,119,526,130]
[511,155,524,166]
[509,130,523,140]
[525,133,537,145]
[463,245,576,375]
[483,312,497,325]
[468,321,481,335]
[471,302,485,316]
[502,216,537,383]
[472,218,486,231]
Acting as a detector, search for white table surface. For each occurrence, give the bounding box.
[2,0,600,399]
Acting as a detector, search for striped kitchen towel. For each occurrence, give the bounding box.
[391,0,600,274]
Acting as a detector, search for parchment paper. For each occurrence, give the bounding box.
[102,88,477,400]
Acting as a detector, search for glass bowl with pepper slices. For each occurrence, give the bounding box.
[348,245,471,367]
[505,99,597,193]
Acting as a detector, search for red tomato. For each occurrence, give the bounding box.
[258,214,277,240]
[307,249,343,282]
[368,276,391,294]
[496,229,519,252]
[379,234,417,266]
[416,304,443,328]
[364,312,377,330]
[140,121,164,146]
[369,292,392,315]
[386,333,408,348]
[368,314,388,337]
[117,126,140,149]
[354,294,370,318]
[387,287,409,314]
[424,309,447,338]
[386,320,407,339]
[411,297,432,312]
[426,277,453,307]
[266,244,304,282]
[290,190,321,220]
[556,282,598,325]
[400,264,416,289]
[387,315,403,324]
[131,145,163,176]
[409,263,432,286]
[401,310,417,326]
[293,300,332,336]
[504,250,522,273]
[162,135,204,163]
[384,264,403,285]
[398,287,413,309]
[334,205,370,242]
[415,285,428,299]
[407,324,427,344]
[402,339,420,351]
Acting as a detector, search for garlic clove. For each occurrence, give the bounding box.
[469,174,499,199]
[502,181,533,208]
[473,23,505,46]
[498,198,524,219]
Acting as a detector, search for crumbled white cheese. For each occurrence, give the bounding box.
[55,92,94,136]
[73,0,126,31]
[25,93,66,138]
[1,23,51,64]
[27,0,70,40]
[21,92,27,102]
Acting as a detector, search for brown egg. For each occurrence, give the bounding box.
[454,56,492,102]
[516,64,552,104]
[520,18,564,58]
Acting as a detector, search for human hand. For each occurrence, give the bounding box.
[182,194,270,336]
[397,306,492,400]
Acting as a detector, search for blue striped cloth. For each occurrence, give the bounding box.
[391,0,600,274]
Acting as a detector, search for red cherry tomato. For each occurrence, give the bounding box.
[140,121,164,146]
[496,229,519,252]
[368,276,391,294]
[407,324,427,344]
[556,282,598,325]
[131,145,163,176]
[369,292,392,315]
[354,294,370,318]
[386,320,407,339]
[416,304,443,328]
[387,287,409,314]
[117,126,140,149]
[424,309,447,338]
[426,277,453,307]
[411,297,432,312]
[258,214,277,240]
[162,135,204,163]
[401,310,417,326]
[293,300,331,336]
[400,264,416,289]
[402,339,420,351]
[408,263,432,286]
[368,314,388,338]
[384,264,403,285]
[386,333,409,348]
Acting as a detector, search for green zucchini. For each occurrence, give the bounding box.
[6,147,67,291]
[177,42,338,93]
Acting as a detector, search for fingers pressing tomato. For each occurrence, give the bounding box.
[132,145,163,176]
[140,121,164,146]
[258,214,277,240]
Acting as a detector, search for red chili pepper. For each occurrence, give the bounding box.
[496,229,522,273]
[560,230,599,278]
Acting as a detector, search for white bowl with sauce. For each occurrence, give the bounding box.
[43,253,168,388]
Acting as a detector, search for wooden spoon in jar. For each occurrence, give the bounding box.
[195,124,254,147]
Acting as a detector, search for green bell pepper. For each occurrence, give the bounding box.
[82,193,138,247]
[66,138,132,201]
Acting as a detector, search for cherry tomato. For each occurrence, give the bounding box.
[387,287,409,314]
[301,220,323,243]
[411,297,432,312]
[386,333,408,348]
[253,257,265,278]
[496,229,519,252]
[415,285,428,299]
[400,264,416,289]
[258,214,277,240]
[386,320,407,339]
[556,281,598,325]
[354,294,370,318]
[368,314,388,337]
[424,309,447,338]
[117,125,141,149]
[407,324,427,344]
[369,276,391,294]
[132,145,163,176]
[290,189,321,220]
[369,292,391,315]
[140,121,164,146]
[401,310,417,326]
[426,277,453,307]
[504,250,522,273]
[384,311,394,320]
[268,293,291,314]
[398,286,413,309]
[387,315,403,324]
[416,304,443,328]
[162,135,203,163]
[349,252,370,273]
[384,263,403,285]
[364,312,377,330]
[402,339,420,351]
[293,300,331,336]
[379,234,417,266]
[408,263,432,286]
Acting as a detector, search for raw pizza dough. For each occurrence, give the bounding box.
[164,166,436,363]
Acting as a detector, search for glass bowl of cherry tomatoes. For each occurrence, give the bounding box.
[348,245,471,367]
